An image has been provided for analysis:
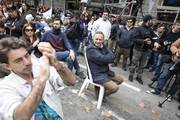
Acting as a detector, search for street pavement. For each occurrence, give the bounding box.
[59,55,180,120]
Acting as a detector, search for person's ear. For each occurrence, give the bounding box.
[0,63,12,71]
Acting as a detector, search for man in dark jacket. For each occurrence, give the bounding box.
[150,21,180,95]
[0,21,10,78]
[86,31,124,97]
[65,15,86,79]
[108,14,119,51]
[112,16,136,71]
[41,18,75,72]
[4,6,26,37]
[128,14,157,84]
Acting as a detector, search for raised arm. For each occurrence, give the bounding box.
[38,42,76,86]
[13,56,50,120]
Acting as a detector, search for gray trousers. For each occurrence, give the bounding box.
[114,46,130,68]
[129,49,149,78]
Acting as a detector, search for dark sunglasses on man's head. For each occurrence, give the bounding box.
[127,20,133,23]
[25,29,33,32]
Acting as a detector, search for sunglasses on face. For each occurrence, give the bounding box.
[25,29,33,32]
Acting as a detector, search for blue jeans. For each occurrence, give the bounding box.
[69,39,81,71]
[154,54,163,79]
[155,62,173,93]
[151,52,159,70]
[56,50,74,70]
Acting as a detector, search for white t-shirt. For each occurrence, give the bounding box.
[91,18,111,40]
[0,57,64,120]
[81,0,88,3]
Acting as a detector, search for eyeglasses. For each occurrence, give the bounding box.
[25,29,33,32]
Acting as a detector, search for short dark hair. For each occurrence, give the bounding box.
[0,37,28,63]
[143,14,153,23]
[53,18,63,24]
[126,16,136,25]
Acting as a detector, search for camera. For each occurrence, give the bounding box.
[5,23,13,28]
[169,59,180,72]
[28,45,42,58]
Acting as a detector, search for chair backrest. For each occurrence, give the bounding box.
[84,47,93,81]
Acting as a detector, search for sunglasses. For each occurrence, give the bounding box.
[127,20,133,23]
[25,29,33,32]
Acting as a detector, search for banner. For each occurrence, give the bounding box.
[148,0,155,13]
[43,8,52,19]
[81,0,88,3]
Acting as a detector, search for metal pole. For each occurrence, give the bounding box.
[129,3,134,16]
[174,9,180,23]
[51,0,53,9]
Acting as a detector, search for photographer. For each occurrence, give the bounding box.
[148,23,168,72]
[0,37,75,119]
[170,38,180,118]
[4,6,26,37]
[151,36,180,95]
[149,21,180,91]
[128,15,157,84]
[167,38,180,96]
[65,14,86,79]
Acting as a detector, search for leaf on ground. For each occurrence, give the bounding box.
[71,89,78,94]
[152,109,161,117]
[84,106,91,113]
[101,111,112,118]
[138,101,145,108]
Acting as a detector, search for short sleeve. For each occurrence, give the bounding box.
[48,66,65,91]
[0,85,23,120]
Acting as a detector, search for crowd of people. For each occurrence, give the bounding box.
[0,1,180,119]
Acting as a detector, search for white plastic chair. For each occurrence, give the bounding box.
[78,47,105,109]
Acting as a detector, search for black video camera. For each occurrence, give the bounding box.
[5,23,13,28]
[169,59,180,72]
[161,41,172,52]
[28,45,42,58]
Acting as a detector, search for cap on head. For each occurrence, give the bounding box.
[64,12,73,19]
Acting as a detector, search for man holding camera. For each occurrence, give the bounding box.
[4,6,26,37]
[150,21,180,95]
[0,37,75,119]
[128,14,157,84]
[167,38,180,96]
[170,38,180,118]
[149,21,180,88]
